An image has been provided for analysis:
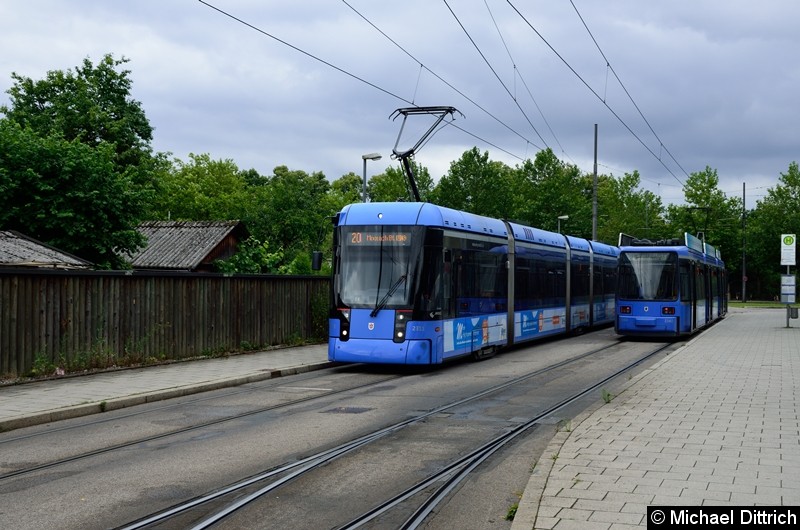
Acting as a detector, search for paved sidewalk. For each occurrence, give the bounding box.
[0,343,331,432]
[512,307,800,529]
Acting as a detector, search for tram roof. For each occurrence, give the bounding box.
[337,202,508,238]
[337,203,623,255]
[618,232,723,265]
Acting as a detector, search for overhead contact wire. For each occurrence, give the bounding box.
[506,0,684,186]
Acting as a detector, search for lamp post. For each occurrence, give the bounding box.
[362,153,382,202]
[557,215,569,234]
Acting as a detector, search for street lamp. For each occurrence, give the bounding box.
[557,215,569,234]
[362,153,382,202]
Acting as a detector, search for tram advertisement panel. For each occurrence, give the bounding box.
[515,308,567,340]
[443,315,507,353]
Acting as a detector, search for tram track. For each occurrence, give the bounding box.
[113,339,675,530]
[0,371,403,482]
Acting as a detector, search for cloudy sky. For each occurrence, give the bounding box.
[1,1,798,207]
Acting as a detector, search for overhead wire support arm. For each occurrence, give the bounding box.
[389,106,463,202]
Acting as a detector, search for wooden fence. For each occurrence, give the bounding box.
[0,269,330,377]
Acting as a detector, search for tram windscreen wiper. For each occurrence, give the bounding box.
[370,274,407,317]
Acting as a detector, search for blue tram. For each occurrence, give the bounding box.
[328,202,619,365]
[615,233,727,337]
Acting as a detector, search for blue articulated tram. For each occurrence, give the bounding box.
[615,233,727,338]
[328,202,619,365]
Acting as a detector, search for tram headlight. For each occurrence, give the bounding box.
[394,309,411,343]
[662,307,676,315]
[338,307,351,341]
[620,306,632,314]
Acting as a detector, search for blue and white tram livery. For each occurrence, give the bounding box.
[615,233,727,338]
[328,202,619,365]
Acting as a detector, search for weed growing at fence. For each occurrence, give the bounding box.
[30,353,56,377]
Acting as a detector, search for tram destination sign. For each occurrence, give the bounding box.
[781,234,796,266]
[347,230,412,246]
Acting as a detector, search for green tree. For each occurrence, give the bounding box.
[510,148,591,237]
[745,162,800,298]
[2,54,157,183]
[666,166,742,282]
[0,120,149,267]
[368,161,434,202]
[431,147,514,218]
[595,171,668,244]
[330,172,363,206]
[0,53,164,267]
[152,153,249,221]
[258,166,331,270]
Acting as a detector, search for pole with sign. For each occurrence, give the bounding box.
[781,234,796,327]
[781,234,796,266]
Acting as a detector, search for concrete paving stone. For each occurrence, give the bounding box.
[706,481,757,495]
[540,496,577,509]
[650,494,698,506]
[553,488,609,501]
[559,464,608,476]
[603,491,655,505]
[619,501,652,516]
[536,506,564,519]
[551,519,612,530]
[780,489,800,504]
[737,463,782,475]
[551,508,598,522]
[661,446,702,456]
[532,516,559,529]
[573,499,626,513]
[632,483,683,497]
[757,457,788,468]
[606,468,647,479]
[726,491,783,505]
[594,481,638,494]
[691,472,733,485]
[643,470,690,481]
[680,487,732,502]
[587,510,643,525]
[544,481,576,496]
[574,473,622,484]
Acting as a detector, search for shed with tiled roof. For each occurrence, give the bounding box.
[128,221,248,272]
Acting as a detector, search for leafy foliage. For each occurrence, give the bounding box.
[0,53,160,267]
[368,160,434,202]
[151,153,249,221]
[432,147,514,219]
[0,120,149,267]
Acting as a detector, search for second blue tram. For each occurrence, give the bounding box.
[615,233,727,337]
[329,202,619,365]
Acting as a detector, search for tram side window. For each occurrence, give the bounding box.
[617,261,639,299]
[593,263,603,298]
[571,260,591,302]
[604,263,617,297]
[515,250,566,309]
[417,246,444,316]
[680,262,691,301]
[454,248,508,316]
[695,266,706,301]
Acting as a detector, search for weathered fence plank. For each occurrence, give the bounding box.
[0,269,330,377]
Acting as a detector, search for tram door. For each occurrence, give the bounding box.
[696,265,708,327]
[679,261,693,333]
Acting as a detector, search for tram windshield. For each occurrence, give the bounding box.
[335,226,424,311]
[617,251,678,301]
